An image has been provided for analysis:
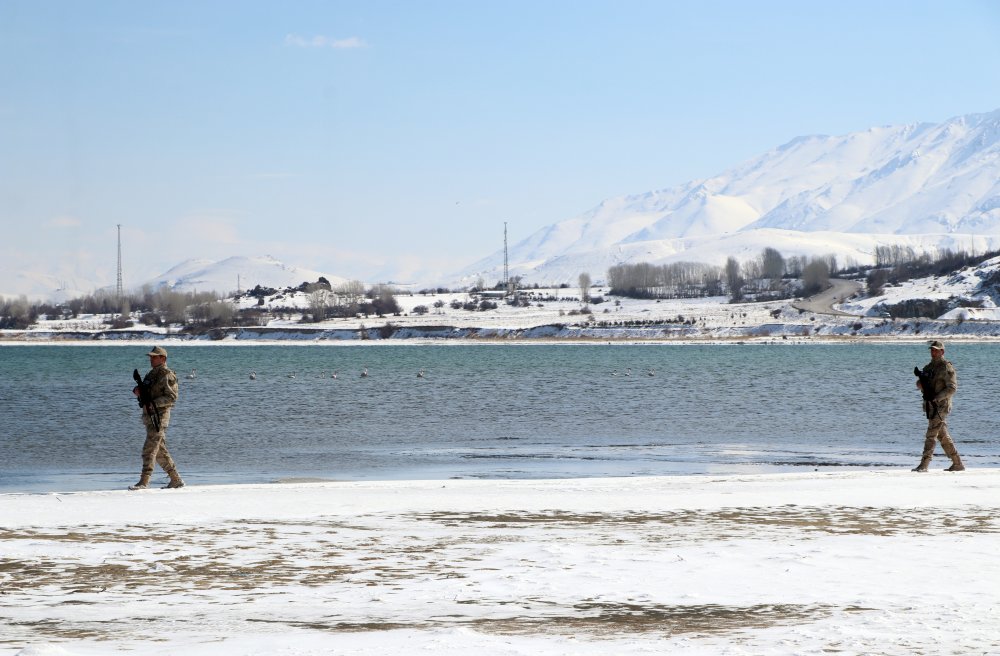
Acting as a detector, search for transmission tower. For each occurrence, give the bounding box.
[503,222,511,297]
[116,224,124,303]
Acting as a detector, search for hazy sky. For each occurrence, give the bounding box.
[3,0,1000,294]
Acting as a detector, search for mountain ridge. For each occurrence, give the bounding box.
[456,108,1000,286]
[145,255,346,295]
[7,110,1000,300]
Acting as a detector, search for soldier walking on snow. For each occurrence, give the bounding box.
[129,346,185,490]
[912,340,965,472]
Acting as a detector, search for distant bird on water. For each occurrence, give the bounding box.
[186,369,196,380]
[331,370,338,379]
[360,368,368,378]
[611,369,618,377]
[249,370,256,380]
[647,369,655,377]
[625,368,632,377]
[417,369,425,378]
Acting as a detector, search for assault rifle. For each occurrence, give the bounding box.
[913,366,938,420]
[133,368,162,431]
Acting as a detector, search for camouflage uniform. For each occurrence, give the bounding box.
[135,360,184,487]
[914,354,964,472]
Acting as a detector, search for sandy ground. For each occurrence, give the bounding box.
[2,471,999,655]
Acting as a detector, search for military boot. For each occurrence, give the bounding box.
[164,470,185,489]
[942,440,965,472]
[912,437,936,472]
[129,467,153,490]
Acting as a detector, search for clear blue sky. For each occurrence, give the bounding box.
[2,0,1000,293]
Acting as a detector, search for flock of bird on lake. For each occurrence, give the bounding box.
[184,366,655,381]
[243,367,422,380]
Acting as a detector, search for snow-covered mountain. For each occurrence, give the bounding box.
[146,255,346,295]
[456,109,1000,286]
[0,256,339,301]
[0,270,98,303]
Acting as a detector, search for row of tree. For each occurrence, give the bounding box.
[608,248,838,302]
[866,246,1000,296]
[0,287,227,330]
[0,279,403,330]
[302,282,401,322]
[725,251,837,301]
[607,261,723,299]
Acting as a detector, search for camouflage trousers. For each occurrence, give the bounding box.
[139,407,178,482]
[921,411,959,461]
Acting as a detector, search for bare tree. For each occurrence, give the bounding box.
[761,247,785,286]
[867,268,889,297]
[309,289,331,322]
[741,257,763,293]
[725,256,744,302]
[337,280,366,306]
[875,244,917,268]
[189,299,234,327]
[785,255,807,278]
[368,284,400,316]
[578,272,592,303]
[802,258,831,295]
[161,290,190,325]
[0,295,35,329]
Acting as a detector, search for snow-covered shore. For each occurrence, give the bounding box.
[7,261,1000,342]
[4,293,1000,344]
[3,471,999,655]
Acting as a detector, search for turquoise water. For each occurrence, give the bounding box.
[1,343,997,492]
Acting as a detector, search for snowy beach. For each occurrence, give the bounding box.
[3,470,999,655]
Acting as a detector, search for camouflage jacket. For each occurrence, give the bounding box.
[921,358,957,414]
[143,364,179,411]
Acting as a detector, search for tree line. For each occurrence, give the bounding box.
[608,248,838,302]
[0,278,405,331]
[0,287,225,330]
[866,246,1000,296]
[298,281,402,323]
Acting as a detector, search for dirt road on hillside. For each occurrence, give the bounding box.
[792,278,863,317]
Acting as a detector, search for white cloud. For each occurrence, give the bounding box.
[48,215,82,228]
[329,36,366,49]
[284,34,367,49]
[173,213,242,246]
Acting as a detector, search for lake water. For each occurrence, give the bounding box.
[1,343,997,493]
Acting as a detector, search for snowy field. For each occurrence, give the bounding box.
[3,470,999,655]
[21,288,788,334]
[12,288,1000,343]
